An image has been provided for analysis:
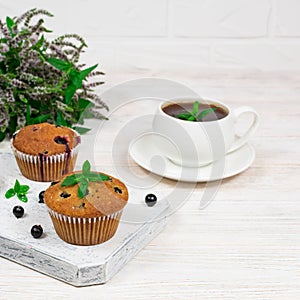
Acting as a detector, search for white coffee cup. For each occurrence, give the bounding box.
[152,98,259,167]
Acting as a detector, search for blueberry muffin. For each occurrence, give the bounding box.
[11,123,80,182]
[44,165,129,246]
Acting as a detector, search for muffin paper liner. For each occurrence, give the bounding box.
[11,143,79,182]
[47,208,123,246]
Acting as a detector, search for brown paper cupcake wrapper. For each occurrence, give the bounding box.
[11,144,79,182]
[47,208,123,246]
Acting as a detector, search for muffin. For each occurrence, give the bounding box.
[11,123,80,182]
[44,166,129,246]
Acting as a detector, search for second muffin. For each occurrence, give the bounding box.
[44,162,129,246]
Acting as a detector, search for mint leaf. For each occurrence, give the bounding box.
[17,193,28,203]
[175,113,191,120]
[78,98,94,110]
[6,16,16,36]
[79,64,98,80]
[80,110,95,119]
[42,27,53,33]
[88,172,110,182]
[78,179,88,198]
[19,95,28,104]
[0,131,5,142]
[69,70,82,89]
[73,126,91,134]
[60,160,110,199]
[25,105,31,124]
[5,188,15,199]
[35,34,45,50]
[56,111,68,126]
[30,114,51,124]
[6,180,30,201]
[82,160,91,176]
[193,101,199,116]
[19,185,30,193]
[61,174,81,186]
[175,102,217,122]
[14,180,20,193]
[64,84,76,105]
[47,58,71,71]
[198,108,217,121]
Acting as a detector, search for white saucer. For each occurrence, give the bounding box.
[129,132,255,182]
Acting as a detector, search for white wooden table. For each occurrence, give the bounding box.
[1,71,300,299]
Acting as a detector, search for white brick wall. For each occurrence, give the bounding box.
[275,0,300,36]
[173,0,271,38]
[1,0,300,79]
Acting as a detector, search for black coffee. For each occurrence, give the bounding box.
[162,102,228,122]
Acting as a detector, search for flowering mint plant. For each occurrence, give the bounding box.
[0,8,108,142]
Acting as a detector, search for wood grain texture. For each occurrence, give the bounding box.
[1,71,300,300]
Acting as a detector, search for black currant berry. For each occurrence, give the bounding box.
[145,194,157,207]
[39,191,45,203]
[31,225,43,239]
[114,187,122,194]
[54,136,68,145]
[13,206,24,218]
[60,191,71,198]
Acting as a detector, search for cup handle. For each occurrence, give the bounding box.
[228,106,259,153]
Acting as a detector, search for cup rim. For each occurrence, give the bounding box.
[159,97,231,124]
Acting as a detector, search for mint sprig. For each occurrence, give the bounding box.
[175,101,217,122]
[5,180,30,203]
[61,160,110,198]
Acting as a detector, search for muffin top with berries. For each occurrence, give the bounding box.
[12,123,80,156]
[44,167,129,218]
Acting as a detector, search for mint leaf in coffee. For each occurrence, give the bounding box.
[165,101,227,122]
[198,107,217,121]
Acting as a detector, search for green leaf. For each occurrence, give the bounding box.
[30,114,51,124]
[79,64,98,80]
[47,58,71,72]
[73,126,91,134]
[61,174,81,187]
[6,16,16,36]
[88,172,110,182]
[8,115,17,136]
[198,107,217,121]
[76,117,85,125]
[42,27,53,33]
[69,70,82,89]
[0,125,6,133]
[175,113,191,120]
[14,179,20,193]
[80,110,95,119]
[25,105,31,124]
[188,115,196,121]
[78,98,94,110]
[193,101,199,116]
[19,95,28,103]
[17,193,28,203]
[5,188,15,199]
[78,178,88,198]
[64,84,77,105]
[56,111,67,126]
[19,185,30,193]
[35,34,45,50]
[0,131,5,142]
[82,160,91,176]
